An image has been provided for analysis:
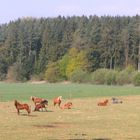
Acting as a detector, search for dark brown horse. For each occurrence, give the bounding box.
[97,99,109,106]
[60,102,73,109]
[14,100,31,115]
[34,100,48,111]
[53,96,62,107]
[30,96,45,105]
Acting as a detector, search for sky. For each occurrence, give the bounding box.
[0,0,140,24]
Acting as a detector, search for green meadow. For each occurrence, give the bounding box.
[0,83,140,101]
[0,82,140,101]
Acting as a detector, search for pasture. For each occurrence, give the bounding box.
[0,82,140,140]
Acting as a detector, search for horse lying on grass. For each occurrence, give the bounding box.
[14,100,31,115]
[31,96,45,105]
[53,96,62,107]
[112,97,123,104]
[60,102,73,109]
[34,100,48,111]
[97,99,109,106]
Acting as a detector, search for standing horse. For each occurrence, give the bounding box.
[34,100,48,111]
[97,99,109,106]
[53,96,62,107]
[30,96,45,106]
[14,100,31,115]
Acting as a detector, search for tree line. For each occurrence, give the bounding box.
[0,15,140,82]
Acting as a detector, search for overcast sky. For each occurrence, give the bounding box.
[0,0,140,24]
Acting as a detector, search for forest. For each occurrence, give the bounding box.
[0,15,140,83]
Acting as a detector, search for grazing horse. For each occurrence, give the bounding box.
[34,100,48,111]
[60,102,73,109]
[14,100,31,115]
[53,96,62,107]
[30,96,45,105]
[98,99,109,106]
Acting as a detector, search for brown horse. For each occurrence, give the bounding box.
[60,102,73,109]
[34,100,48,111]
[30,96,45,105]
[53,96,62,107]
[97,99,109,106]
[14,100,31,115]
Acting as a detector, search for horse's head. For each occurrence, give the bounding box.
[41,100,48,105]
[14,100,19,106]
[30,96,34,101]
[105,99,109,104]
[58,96,62,101]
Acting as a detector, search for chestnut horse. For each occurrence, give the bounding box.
[53,96,62,107]
[14,100,31,115]
[97,99,109,106]
[34,100,48,111]
[60,102,72,109]
[31,96,45,105]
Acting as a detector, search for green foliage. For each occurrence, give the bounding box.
[66,48,89,78]
[91,69,109,84]
[70,69,91,83]
[116,71,131,85]
[45,62,62,83]
[133,72,140,86]
[105,70,118,85]
[58,54,69,79]
[116,65,135,85]
[0,16,139,81]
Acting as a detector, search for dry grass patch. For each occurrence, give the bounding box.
[0,96,140,140]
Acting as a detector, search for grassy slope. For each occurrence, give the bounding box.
[0,82,140,101]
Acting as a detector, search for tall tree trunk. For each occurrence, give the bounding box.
[138,45,140,71]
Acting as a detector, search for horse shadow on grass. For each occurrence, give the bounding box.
[92,138,111,140]
[13,112,38,117]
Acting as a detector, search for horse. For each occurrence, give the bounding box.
[60,102,73,109]
[14,100,31,115]
[53,96,62,107]
[34,100,48,111]
[30,96,45,106]
[97,99,109,106]
[112,97,123,104]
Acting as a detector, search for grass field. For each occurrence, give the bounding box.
[0,82,140,101]
[0,82,140,140]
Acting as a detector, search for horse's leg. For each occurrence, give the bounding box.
[17,109,20,115]
[54,102,56,106]
[45,106,47,112]
[26,109,30,115]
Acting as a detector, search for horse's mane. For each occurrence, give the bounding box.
[30,96,35,101]
[14,100,21,107]
[41,100,48,105]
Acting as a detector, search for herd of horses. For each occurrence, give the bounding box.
[14,96,123,115]
[14,96,73,115]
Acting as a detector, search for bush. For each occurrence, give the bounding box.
[133,72,140,86]
[70,69,91,83]
[45,62,65,83]
[116,70,131,85]
[31,73,44,81]
[91,69,108,84]
[105,70,118,85]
